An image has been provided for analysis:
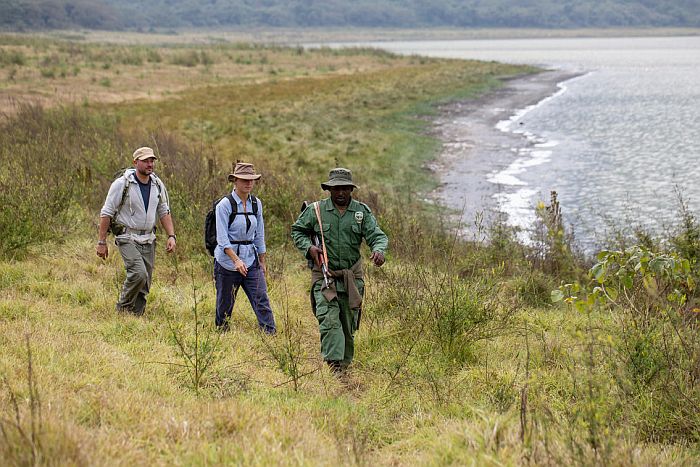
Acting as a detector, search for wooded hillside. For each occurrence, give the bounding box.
[2,0,700,30]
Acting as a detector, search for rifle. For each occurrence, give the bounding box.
[301,201,331,289]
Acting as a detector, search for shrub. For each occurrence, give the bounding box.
[170,50,200,67]
[0,49,26,66]
[117,49,144,66]
[0,104,123,258]
[165,268,221,395]
[532,190,583,278]
[39,67,55,78]
[555,246,700,443]
[146,49,162,63]
[670,187,700,274]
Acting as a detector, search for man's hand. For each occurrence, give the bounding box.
[309,245,323,268]
[370,251,385,267]
[96,216,111,259]
[166,236,176,253]
[96,243,108,259]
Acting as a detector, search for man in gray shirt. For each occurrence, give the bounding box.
[96,147,177,315]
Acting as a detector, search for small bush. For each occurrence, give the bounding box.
[117,49,143,66]
[146,49,162,63]
[0,49,26,66]
[557,246,700,444]
[170,50,200,67]
[39,67,55,78]
[670,187,700,273]
[199,50,214,66]
[508,271,555,308]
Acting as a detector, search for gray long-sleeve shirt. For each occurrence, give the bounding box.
[100,168,170,244]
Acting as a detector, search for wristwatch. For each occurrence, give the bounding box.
[168,234,177,240]
[97,240,107,246]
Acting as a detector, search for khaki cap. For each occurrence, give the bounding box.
[132,147,158,161]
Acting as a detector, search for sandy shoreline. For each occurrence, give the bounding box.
[428,69,582,235]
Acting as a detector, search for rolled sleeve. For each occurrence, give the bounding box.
[215,198,233,252]
[157,181,171,219]
[254,199,266,255]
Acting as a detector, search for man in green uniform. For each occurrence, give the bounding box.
[291,168,388,373]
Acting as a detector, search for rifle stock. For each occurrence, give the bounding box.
[301,201,331,289]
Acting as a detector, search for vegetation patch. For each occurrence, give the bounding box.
[0,35,699,464]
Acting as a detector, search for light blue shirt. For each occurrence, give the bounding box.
[214,191,266,271]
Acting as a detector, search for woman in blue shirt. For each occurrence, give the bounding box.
[214,162,276,334]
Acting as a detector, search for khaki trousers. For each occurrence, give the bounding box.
[116,238,155,315]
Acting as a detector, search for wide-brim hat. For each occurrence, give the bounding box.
[228,162,261,181]
[321,167,358,190]
[133,146,158,161]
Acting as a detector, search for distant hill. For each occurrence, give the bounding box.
[2,0,700,30]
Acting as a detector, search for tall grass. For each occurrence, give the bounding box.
[0,336,85,465]
[1,39,700,464]
[0,104,123,258]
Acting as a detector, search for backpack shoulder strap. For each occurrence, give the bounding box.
[251,196,259,215]
[115,171,131,214]
[149,173,164,201]
[226,193,237,227]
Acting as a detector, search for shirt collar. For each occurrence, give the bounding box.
[231,190,251,206]
[324,197,357,212]
[126,169,151,185]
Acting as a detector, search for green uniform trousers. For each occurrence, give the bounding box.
[313,279,364,365]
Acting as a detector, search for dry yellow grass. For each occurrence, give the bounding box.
[0,35,415,114]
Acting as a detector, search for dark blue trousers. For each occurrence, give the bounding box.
[214,260,276,334]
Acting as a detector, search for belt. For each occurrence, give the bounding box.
[125,227,155,235]
[229,240,253,255]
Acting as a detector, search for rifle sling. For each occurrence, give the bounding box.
[312,202,330,272]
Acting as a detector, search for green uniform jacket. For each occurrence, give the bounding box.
[291,198,388,272]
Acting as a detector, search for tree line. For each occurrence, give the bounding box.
[2,0,699,30]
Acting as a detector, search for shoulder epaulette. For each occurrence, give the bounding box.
[356,201,373,213]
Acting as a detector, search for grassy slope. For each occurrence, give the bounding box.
[1,35,698,465]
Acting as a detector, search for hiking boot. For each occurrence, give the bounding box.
[326,360,345,375]
[115,304,133,313]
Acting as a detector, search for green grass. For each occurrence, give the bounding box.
[1,36,699,465]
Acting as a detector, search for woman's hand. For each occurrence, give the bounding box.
[234,258,248,277]
[258,254,267,277]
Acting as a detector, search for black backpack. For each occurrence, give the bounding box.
[204,194,258,256]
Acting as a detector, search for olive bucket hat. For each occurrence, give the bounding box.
[321,167,359,190]
[228,162,261,181]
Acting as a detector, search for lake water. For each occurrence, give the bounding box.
[338,36,700,250]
